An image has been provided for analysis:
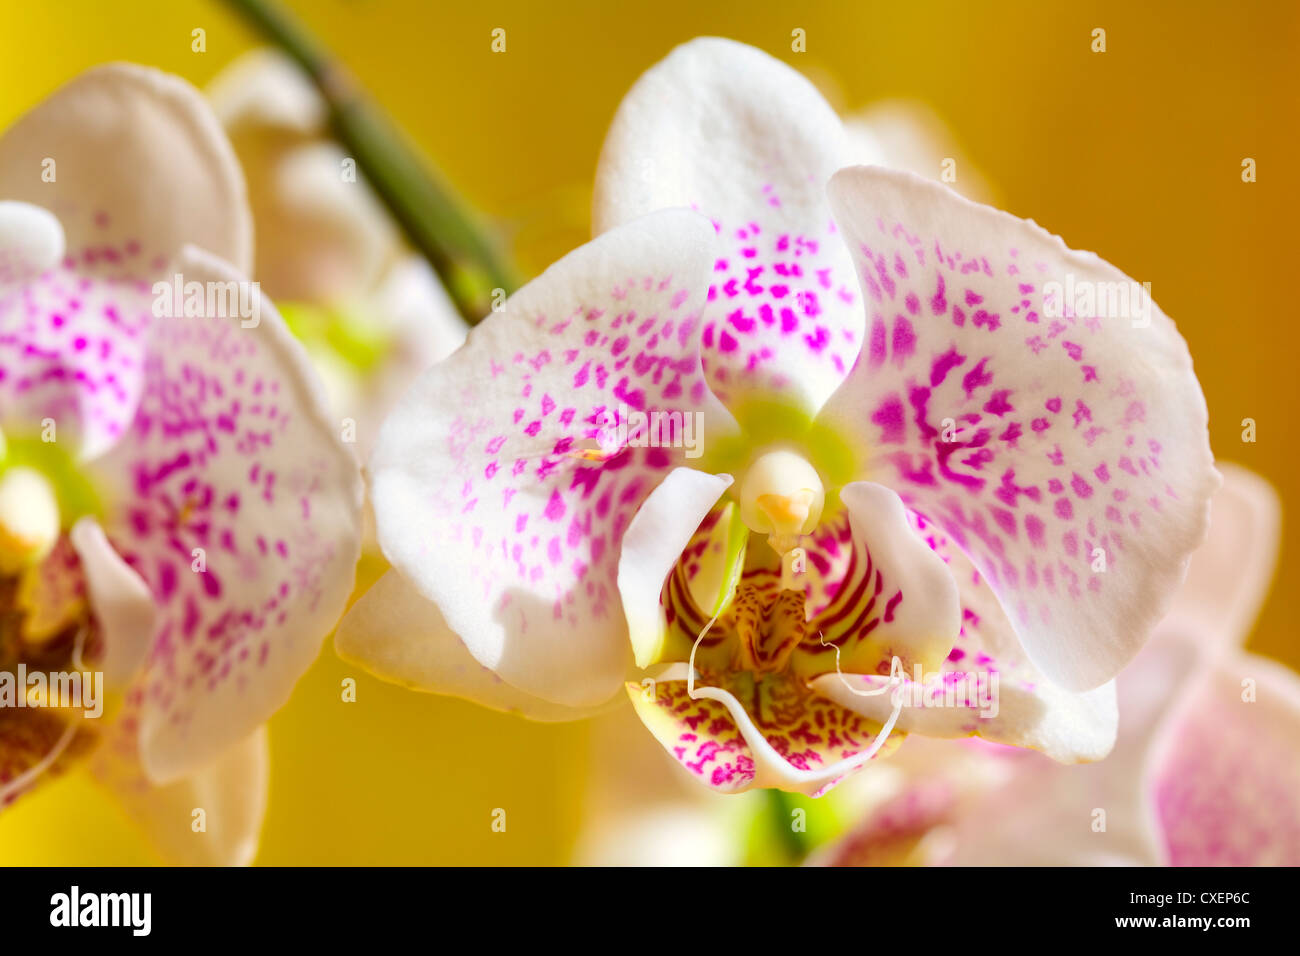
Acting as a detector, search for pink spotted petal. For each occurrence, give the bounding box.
[618,466,733,667]
[0,63,251,279]
[594,38,860,416]
[94,247,362,783]
[812,508,1117,762]
[0,252,155,461]
[0,61,255,463]
[824,466,1288,865]
[628,667,756,794]
[92,722,268,866]
[369,210,735,708]
[631,662,902,796]
[820,166,1218,692]
[336,569,616,721]
[1146,650,1300,866]
[922,636,1208,866]
[820,645,1187,866]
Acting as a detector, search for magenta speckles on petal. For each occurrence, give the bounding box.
[821,167,1216,693]
[592,38,861,418]
[1150,655,1300,866]
[369,211,733,708]
[814,509,1117,762]
[0,266,150,459]
[630,666,900,796]
[91,251,360,780]
[696,215,860,413]
[630,678,756,794]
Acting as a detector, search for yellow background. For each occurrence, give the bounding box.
[1,0,1295,864]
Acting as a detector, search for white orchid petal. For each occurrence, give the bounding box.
[618,467,733,668]
[370,209,734,707]
[93,246,362,783]
[821,165,1218,691]
[0,63,251,277]
[94,725,268,866]
[336,569,615,721]
[595,37,860,416]
[68,517,154,689]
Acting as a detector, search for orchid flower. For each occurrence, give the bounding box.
[338,37,1217,797]
[816,463,1299,865]
[0,65,362,863]
[208,50,468,461]
[574,102,1011,864]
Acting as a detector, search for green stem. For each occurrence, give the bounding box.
[764,789,812,865]
[222,0,518,324]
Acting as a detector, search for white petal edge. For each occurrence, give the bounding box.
[593,37,849,234]
[336,569,618,722]
[811,670,1118,764]
[95,726,269,866]
[619,467,733,668]
[207,49,325,135]
[68,516,155,689]
[1154,461,1280,651]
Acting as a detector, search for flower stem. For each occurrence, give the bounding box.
[222,0,519,324]
[764,788,813,865]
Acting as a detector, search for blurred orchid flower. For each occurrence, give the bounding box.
[208,50,467,460]
[816,463,1299,866]
[0,65,363,863]
[339,38,1217,797]
[573,699,908,865]
[843,100,996,207]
